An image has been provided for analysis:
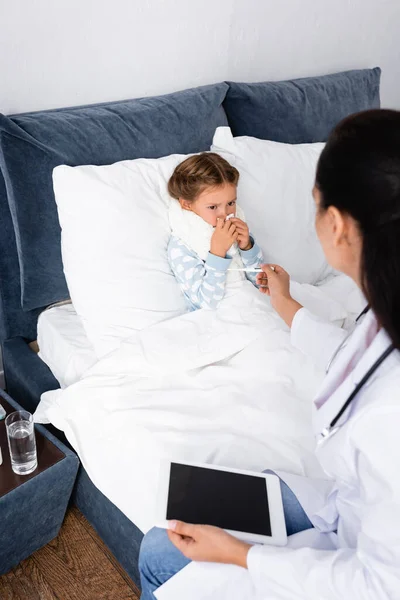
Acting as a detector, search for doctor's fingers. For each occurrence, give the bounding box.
[256,272,268,284]
[259,283,270,295]
[264,264,288,276]
[260,264,289,284]
[256,275,270,295]
[168,520,196,538]
[258,286,270,295]
[167,529,197,557]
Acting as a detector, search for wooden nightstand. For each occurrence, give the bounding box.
[0,390,79,575]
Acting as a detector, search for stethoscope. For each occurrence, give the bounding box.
[319,306,395,441]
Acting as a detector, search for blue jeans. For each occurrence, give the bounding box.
[139,475,313,599]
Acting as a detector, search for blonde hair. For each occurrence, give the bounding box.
[168,153,239,201]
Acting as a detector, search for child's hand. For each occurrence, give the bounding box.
[210,219,238,258]
[230,218,252,251]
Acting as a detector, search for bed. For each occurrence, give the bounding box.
[0,67,381,585]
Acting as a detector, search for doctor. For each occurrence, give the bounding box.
[139,109,400,599]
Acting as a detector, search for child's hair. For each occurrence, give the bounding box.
[168,153,239,201]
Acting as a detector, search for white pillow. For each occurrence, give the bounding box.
[37,303,97,388]
[211,127,331,284]
[53,155,188,358]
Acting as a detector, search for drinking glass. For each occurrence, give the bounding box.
[5,410,38,475]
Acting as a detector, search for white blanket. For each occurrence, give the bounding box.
[34,276,361,535]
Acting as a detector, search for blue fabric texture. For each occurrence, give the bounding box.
[0,390,79,575]
[167,235,264,310]
[0,83,229,314]
[73,467,144,586]
[2,337,60,413]
[140,528,191,599]
[139,477,313,599]
[0,175,40,342]
[223,68,381,143]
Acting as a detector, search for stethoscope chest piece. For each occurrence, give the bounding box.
[318,425,341,445]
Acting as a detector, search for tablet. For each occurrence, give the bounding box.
[156,461,287,546]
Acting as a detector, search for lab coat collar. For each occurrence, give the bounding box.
[313,310,394,437]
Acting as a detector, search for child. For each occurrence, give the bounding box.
[168,153,264,311]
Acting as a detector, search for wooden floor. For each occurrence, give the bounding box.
[0,507,141,600]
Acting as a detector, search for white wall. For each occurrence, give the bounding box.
[0,0,399,115]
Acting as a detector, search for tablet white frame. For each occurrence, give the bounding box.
[156,460,287,546]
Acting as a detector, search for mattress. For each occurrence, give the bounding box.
[37,303,97,388]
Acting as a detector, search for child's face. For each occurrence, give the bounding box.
[179,184,237,226]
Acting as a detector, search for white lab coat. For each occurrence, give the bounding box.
[156,308,400,600]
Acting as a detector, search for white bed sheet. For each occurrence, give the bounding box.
[35,276,364,534]
[37,303,97,388]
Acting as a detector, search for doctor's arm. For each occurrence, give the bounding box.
[246,406,400,600]
[168,407,400,600]
[257,265,348,370]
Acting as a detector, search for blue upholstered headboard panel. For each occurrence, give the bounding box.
[0,69,381,343]
[224,68,381,142]
[0,175,40,341]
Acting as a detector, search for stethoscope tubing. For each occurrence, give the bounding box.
[324,305,370,374]
[320,307,395,438]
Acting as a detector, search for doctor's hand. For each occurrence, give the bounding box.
[256,264,302,327]
[167,520,251,568]
[256,264,290,299]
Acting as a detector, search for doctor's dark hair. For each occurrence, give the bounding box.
[316,109,400,349]
[168,153,239,201]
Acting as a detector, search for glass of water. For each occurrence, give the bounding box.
[5,410,38,475]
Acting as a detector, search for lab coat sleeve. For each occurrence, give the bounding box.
[247,405,400,600]
[290,308,348,371]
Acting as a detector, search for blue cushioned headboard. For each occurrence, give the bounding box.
[0,69,381,345]
[224,67,381,142]
[0,83,229,340]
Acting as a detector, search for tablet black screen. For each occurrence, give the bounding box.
[166,463,271,536]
